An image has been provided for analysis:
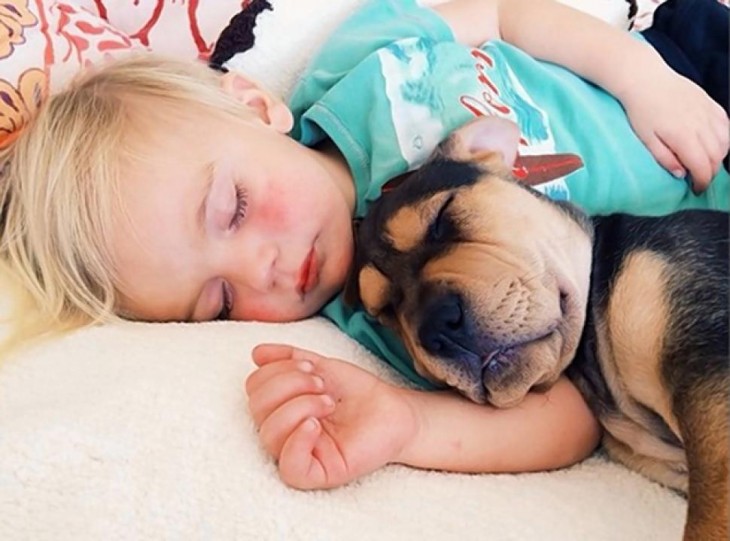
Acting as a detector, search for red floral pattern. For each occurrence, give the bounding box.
[0,1,37,59]
[0,0,246,147]
[0,67,45,147]
[74,0,247,59]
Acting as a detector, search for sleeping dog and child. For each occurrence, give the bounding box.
[0,0,727,540]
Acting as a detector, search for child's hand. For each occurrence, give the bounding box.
[620,65,728,193]
[245,344,417,489]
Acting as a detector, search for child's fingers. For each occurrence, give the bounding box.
[252,344,297,366]
[672,155,711,195]
[700,126,727,178]
[715,120,729,157]
[708,103,729,154]
[643,134,685,180]
[276,419,327,489]
[248,369,326,427]
[278,421,350,490]
[259,394,335,458]
[669,113,724,192]
[252,343,326,367]
[245,358,315,396]
[712,121,729,158]
[651,129,714,192]
[688,133,716,193]
[683,148,713,194]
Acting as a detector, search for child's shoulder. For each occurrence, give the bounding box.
[309,0,454,70]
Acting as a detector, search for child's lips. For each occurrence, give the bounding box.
[297,247,319,297]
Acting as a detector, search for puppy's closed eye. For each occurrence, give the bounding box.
[427,193,456,242]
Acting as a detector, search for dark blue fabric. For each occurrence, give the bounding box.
[642,0,729,114]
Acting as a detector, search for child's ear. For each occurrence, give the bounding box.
[220,71,294,133]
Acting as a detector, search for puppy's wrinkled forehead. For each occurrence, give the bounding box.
[348,155,506,316]
[344,116,520,312]
[363,158,482,248]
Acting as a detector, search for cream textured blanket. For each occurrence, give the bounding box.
[0,1,688,540]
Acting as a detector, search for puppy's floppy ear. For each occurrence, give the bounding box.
[343,219,364,307]
[343,269,362,307]
[442,116,520,170]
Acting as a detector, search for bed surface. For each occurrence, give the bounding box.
[0,1,692,539]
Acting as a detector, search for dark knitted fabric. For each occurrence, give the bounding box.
[642,0,729,169]
[209,0,273,72]
[642,0,728,114]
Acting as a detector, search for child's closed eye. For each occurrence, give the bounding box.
[206,172,247,234]
[216,280,234,320]
[230,184,248,230]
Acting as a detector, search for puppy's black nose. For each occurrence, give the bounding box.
[418,293,471,357]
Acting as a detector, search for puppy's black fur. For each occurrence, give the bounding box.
[349,125,729,540]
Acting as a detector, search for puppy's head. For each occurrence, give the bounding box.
[346,117,594,407]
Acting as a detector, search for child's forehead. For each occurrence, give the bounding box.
[116,92,264,183]
[129,98,218,132]
[124,102,241,160]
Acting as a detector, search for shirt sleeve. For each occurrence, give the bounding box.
[321,296,443,390]
[289,0,453,144]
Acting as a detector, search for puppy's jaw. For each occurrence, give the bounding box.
[401,329,566,408]
[396,278,570,407]
[354,133,592,406]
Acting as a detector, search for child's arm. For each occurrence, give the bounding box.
[245,344,601,490]
[433,0,728,191]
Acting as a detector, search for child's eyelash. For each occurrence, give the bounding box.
[230,185,248,229]
[216,281,233,321]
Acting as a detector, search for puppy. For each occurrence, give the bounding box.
[346,117,729,541]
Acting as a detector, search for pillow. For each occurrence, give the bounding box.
[72,0,245,59]
[0,0,244,149]
[0,1,140,148]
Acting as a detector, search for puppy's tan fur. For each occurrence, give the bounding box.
[348,118,729,541]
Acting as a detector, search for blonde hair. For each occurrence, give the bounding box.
[0,54,257,359]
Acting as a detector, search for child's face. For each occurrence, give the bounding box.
[111,96,355,323]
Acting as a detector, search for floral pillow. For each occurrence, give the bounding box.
[0,0,245,149]
[0,1,137,148]
[72,0,247,60]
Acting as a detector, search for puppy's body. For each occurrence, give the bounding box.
[569,211,729,537]
[348,118,729,541]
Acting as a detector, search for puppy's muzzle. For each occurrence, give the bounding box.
[418,291,522,385]
[418,292,469,356]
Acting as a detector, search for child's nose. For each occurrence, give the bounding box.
[241,240,278,293]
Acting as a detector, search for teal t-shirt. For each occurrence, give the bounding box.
[288,0,730,388]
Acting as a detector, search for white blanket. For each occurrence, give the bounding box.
[0,1,689,540]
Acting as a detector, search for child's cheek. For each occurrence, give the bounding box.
[241,303,290,323]
[257,189,292,231]
[242,306,274,321]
